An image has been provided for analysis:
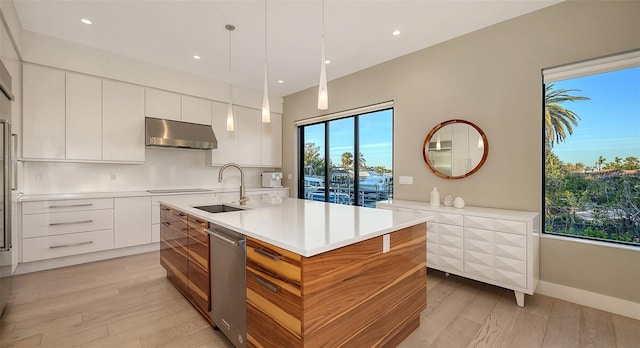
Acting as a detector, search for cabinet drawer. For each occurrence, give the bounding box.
[23,209,114,238]
[434,212,463,226]
[187,258,210,313]
[187,235,208,269]
[464,216,526,235]
[23,229,114,262]
[247,267,302,336]
[187,217,209,244]
[246,238,301,284]
[22,198,113,214]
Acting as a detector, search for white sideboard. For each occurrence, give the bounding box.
[377,199,539,307]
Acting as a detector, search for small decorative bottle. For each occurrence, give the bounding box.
[430,187,440,207]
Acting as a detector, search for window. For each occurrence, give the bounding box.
[298,104,393,207]
[543,51,640,246]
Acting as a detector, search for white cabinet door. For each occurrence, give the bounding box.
[182,95,212,125]
[145,88,181,121]
[208,101,238,166]
[66,72,102,160]
[238,106,262,166]
[103,80,145,162]
[114,197,152,248]
[22,64,65,159]
[261,112,282,167]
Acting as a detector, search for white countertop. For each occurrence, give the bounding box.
[17,187,289,202]
[159,195,432,257]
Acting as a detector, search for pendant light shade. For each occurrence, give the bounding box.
[226,24,235,132]
[262,0,271,123]
[317,0,328,110]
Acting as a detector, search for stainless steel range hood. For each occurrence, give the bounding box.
[145,117,217,150]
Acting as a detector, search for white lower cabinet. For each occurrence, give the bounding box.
[21,198,115,262]
[114,197,152,248]
[377,200,539,307]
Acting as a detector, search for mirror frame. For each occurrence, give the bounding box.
[422,119,489,179]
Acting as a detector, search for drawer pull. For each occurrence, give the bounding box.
[49,241,93,249]
[254,247,282,261]
[161,207,172,212]
[50,219,94,226]
[178,213,187,217]
[190,219,207,226]
[254,275,280,293]
[162,221,171,226]
[48,203,94,209]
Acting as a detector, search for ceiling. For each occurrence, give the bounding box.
[13,0,562,98]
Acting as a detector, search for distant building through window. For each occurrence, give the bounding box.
[542,51,640,246]
[297,103,393,208]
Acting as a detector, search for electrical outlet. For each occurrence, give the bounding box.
[35,172,43,182]
[383,234,390,253]
[398,176,413,185]
[110,173,116,181]
[288,173,292,180]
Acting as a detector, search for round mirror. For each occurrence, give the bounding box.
[422,119,488,179]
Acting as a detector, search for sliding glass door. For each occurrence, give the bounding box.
[298,107,393,207]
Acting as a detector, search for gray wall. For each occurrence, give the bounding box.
[281,1,640,302]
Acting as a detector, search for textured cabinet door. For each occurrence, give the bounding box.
[145,88,181,121]
[208,101,238,166]
[182,95,212,125]
[160,205,189,296]
[114,197,152,248]
[22,64,66,159]
[66,72,102,160]
[238,106,262,166]
[103,80,145,162]
[261,112,282,167]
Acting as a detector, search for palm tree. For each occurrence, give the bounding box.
[358,152,367,171]
[341,152,353,171]
[596,155,606,171]
[544,84,590,147]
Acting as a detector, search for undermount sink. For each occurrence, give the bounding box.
[193,204,244,214]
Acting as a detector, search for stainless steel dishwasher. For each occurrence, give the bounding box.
[206,224,246,348]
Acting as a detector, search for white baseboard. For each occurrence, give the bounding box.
[15,243,160,275]
[536,280,640,320]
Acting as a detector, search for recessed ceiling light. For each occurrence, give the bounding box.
[81,18,92,25]
[193,55,201,60]
[325,60,331,64]
[392,30,401,36]
[278,80,284,84]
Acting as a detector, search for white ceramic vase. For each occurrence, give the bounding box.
[454,196,465,208]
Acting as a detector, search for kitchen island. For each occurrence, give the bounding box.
[158,195,430,347]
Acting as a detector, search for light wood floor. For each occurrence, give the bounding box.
[1,252,638,348]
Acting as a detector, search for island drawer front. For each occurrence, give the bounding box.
[160,239,189,295]
[246,238,302,284]
[22,209,114,238]
[247,303,302,348]
[464,215,526,235]
[161,212,188,234]
[22,229,114,262]
[22,198,114,214]
[247,267,301,332]
[188,258,210,312]
[187,234,209,270]
[187,217,209,245]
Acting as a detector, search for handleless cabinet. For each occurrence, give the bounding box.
[377,200,539,307]
[181,95,212,125]
[22,64,66,160]
[66,72,102,160]
[102,80,145,162]
[145,88,181,121]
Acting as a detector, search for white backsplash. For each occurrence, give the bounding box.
[22,147,274,194]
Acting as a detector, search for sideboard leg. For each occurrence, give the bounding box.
[514,291,525,307]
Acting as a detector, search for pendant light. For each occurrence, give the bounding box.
[226,24,235,131]
[317,0,328,110]
[262,0,271,123]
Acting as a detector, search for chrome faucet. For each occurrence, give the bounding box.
[218,163,248,205]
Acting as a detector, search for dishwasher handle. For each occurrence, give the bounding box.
[206,228,245,247]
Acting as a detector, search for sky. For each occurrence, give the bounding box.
[303,109,393,169]
[551,66,640,167]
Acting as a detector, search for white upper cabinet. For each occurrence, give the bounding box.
[145,88,181,121]
[261,112,282,167]
[103,80,145,162]
[22,64,66,160]
[237,106,262,166]
[182,95,212,125]
[207,101,282,168]
[208,101,238,166]
[66,72,102,161]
